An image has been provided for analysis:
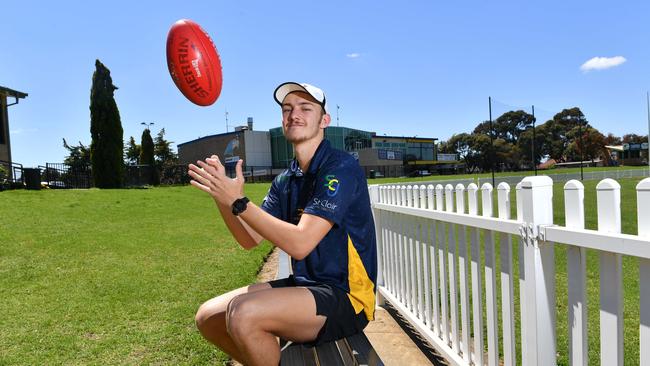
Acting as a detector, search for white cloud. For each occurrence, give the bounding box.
[10,128,38,134]
[346,53,361,59]
[580,56,626,72]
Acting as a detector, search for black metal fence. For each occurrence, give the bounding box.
[42,163,92,189]
[0,160,24,187]
[362,165,405,179]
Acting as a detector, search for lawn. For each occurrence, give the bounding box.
[0,184,273,365]
[1,170,645,365]
[370,165,648,185]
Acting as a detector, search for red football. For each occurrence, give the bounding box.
[166,19,223,106]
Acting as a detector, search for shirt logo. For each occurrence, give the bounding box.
[324,175,340,197]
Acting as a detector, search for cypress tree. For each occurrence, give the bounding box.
[90,59,124,188]
[139,128,158,185]
[140,128,155,165]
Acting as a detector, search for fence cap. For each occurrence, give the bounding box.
[563,179,584,191]
[497,182,510,191]
[636,177,650,191]
[520,175,553,189]
[596,178,620,191]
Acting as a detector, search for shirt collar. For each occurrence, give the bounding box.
[288,139,330,177]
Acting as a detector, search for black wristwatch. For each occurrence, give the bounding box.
[231,197,250,216]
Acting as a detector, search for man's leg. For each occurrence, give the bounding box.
[226,287,326,366]
[194,282,271,363]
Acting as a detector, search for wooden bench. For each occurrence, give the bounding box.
[276,250,384,366]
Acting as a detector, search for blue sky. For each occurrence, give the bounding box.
[2,1,649,167]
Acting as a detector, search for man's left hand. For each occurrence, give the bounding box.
[188,156,245,207]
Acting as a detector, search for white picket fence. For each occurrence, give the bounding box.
[369,176,650,366]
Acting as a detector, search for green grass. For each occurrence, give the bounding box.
[0,185,273,365]
[369,165,648,185]
[1,169,646,365]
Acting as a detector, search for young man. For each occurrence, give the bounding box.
[188,82,377,366]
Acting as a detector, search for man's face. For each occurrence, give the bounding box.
[281,91,330,144]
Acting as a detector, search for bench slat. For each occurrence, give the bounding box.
[315,341,346,366]
[345,333,384,366]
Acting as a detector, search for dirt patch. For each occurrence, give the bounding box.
[256,247,279,283]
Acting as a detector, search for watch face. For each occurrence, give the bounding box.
[232,197,249,215]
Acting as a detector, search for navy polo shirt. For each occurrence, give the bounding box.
[261,140,377,320]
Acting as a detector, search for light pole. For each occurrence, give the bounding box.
[336,105,340,127]
[647,91,649,170]
[532,105,537,175]
[578,122,584,180]
[141,122,155,130]
[489,97,495,187]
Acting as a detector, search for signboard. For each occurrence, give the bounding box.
[224,156,240,164]
[643,142,649,150]
[378,149,402,160]
[437,153,457,161]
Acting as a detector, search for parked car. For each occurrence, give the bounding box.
[409,170,431,177]
[368,170,384,179]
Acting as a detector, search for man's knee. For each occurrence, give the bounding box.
[226,295,261,340]
[195,297,226,335]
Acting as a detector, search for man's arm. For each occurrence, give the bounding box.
[189,158,264,249]
[214,199,264,249]
[188,157,332,258]
[238,205,332,260]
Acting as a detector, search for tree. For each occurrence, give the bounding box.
[124,136,141,165]
[604,133,622,146]
[439,133,474,171]
[154,128,178,166]
[494,110,535,144]
[518,126,546,169]
[565,126,607,162]
[139,128,158,185]
[538,107,588,162]
[140,128,155,165]
[90,60,124,188]
[63,138,91,169]
[622,133,648,144]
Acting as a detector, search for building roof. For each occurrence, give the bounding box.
[0,86,28,99]
[372,134,438,143]
[177,130,241,147]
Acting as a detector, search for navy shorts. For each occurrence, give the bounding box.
[268,276,369,346]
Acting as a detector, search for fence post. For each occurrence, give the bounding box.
[564,180,588,366]
[497,182,516,366]
[636,178,650,366]
[445,184,459,353]
[467,183,484,366]
[427,184,440,337]
[518,176,555,366]
[515,181,526,364]
[436,184,449,345]
[597,179,623,366]
[481,183,499,366]
[456,183,471,362]
[369,185,385,308]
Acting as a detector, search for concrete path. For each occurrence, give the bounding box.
[365,307,434,365]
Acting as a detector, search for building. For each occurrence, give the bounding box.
[1,86,28,179]
[270,126,373,169]
[177,118,272,177]
[178,121,450,179]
